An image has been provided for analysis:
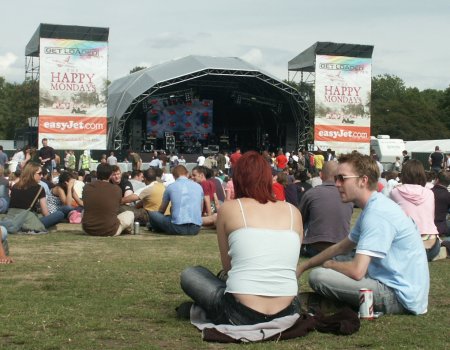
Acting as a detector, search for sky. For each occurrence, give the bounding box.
[1,0,449,90]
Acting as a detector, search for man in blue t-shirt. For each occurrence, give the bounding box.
[148,165,203,235]
[297,152,429,315]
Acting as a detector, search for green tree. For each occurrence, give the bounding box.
[371,74,450,140]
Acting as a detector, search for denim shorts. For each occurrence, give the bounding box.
[222,293,300,325]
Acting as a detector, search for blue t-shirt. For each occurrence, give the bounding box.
[163,177,203,226]
[349,192,429,314]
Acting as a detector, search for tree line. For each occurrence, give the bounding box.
[0,74,449,142]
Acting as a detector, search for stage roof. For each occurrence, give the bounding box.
[26,23,109,57]
[107,55,310,149]
[109,55,285,123]
[288,42,374,72]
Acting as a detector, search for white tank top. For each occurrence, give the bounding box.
[225,199,301,296]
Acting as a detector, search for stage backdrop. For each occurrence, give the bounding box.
[314,55,371,155]
[146,98,213,140]
[38,38,108,149]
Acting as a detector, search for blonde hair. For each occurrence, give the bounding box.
[15,162,41,189]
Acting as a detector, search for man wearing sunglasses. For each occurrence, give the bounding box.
[297,152,429,315]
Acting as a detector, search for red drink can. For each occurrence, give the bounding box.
[359,288,374,319]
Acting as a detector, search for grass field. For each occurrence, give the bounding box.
[1,221,449,349]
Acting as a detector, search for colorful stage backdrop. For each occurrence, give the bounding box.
[38,38,108,149]
[146,99,213,140]
[314,55,371,155]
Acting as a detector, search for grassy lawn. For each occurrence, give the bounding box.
[1,221,449,349]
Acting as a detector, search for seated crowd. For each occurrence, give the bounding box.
[1,148,449,334]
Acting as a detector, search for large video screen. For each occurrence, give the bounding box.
[146,98,213,140]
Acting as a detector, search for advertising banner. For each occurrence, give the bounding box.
[314,55,372,155]
[38,38,108,149]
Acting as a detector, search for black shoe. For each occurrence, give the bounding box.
[176,301,193,319]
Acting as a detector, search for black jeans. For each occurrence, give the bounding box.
[180,266,300,325]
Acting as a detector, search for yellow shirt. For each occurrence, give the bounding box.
[138,181,170,214]
[314,154,325,170]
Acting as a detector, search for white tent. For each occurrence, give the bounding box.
[405,139,450,153]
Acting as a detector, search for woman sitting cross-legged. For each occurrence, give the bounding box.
[9,162,70,231]
[180,151,303,325]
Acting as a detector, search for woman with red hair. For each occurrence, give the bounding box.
[180,151,303,325]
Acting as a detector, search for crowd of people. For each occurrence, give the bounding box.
[1,140,449,338]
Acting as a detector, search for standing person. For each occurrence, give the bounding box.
[275,149,288,171]
[390,160,440,261]
[178,155,186,166]
[67,151,76,171]
[38,138,55,173]
[10,148,25,171]
[0,146,8,168]
[107,151,118,166]
[402,150,410,164]
[224,152,230,174]
[297,152,429,315]
[148,165,203,235]
[129,150,142,171]
[229,148,242,176]
[63,151,70,169]
[446,153,450,171]
[196,154,206,166]
[79,150,91,171]
[216,151,226,173]
[180,151,303,325]
[429,146,444,174]
[82,163,134,236]
[313,151,325,171]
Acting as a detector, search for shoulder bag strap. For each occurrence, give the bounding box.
[29,186,43,210]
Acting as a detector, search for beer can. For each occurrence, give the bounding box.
[359,288,374,319]
[133,222,140,235]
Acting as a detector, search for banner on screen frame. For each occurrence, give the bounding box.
[38,38,108,149]
[314,55,372,155]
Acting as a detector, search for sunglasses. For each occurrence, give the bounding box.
[334,174,360,182]
[36,172,43,175]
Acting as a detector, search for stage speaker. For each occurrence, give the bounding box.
[131,119,142,151]
[285,123,297,152]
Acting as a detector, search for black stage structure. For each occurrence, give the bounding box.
[108,55,310,153]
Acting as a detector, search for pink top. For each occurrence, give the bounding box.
[225,180,235,200]
[390,184,438,236]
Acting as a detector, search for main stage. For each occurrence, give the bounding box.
[107,56,310,153]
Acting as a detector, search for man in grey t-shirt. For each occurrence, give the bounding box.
[299,161,353,257]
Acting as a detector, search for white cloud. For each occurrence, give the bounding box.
[0,52,17,71]
[240,48,264,66]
